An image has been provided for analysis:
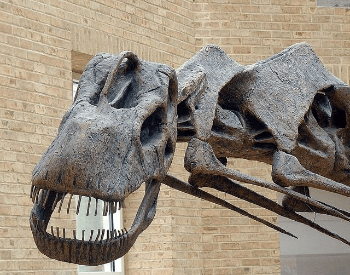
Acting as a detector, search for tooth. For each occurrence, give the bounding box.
[118,230,121,237]
[124,228,128,234]
[51,226,54,237]
[30,185,35,199]
[36,189,41,204]
[71,230,77,263]
[33,187,38,203]
[76,195,82,215]
[103,201,108,216]
[58,193,66,213]
[32,187,37,203]
[89,230,94,242]
[101,229,105,240]
[86,197,91,216]
[82,230,85,242]
[67,193,73,214]
[31,187,35,203]
[52,192,60,211]
[95,199,98,216]
[35,187,40,201]
[39,189,44,207]
[106,230,110,241]
[114,229,117,238]
[94,229,101,243]
[39,189,46,208]
[120,200,125,209]
[56,227,60,238]
[35,188,40,204]
[63,228,66,239]
[43,190,51,208]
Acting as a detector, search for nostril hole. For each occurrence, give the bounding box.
[332,107,346,128]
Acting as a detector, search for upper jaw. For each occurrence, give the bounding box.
[31,103,149,203]
[29,180,161,266]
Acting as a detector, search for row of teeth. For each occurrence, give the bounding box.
[46,224,127,242]
[30,186,125,216]
[31,216,128,246]
[32,215,127,242]
[31,214,129,265]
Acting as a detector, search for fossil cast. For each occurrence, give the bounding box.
[30,43,350,265]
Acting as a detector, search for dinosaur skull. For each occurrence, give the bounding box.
[209,43,349,179]
[177,43,350,210]
[30,52,177,265]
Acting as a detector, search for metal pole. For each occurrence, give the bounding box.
[109,211,115,272]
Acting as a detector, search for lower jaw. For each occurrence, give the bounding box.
[30,212,134,266]
[29,180,160,265]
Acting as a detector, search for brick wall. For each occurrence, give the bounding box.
[0,1,194,274]
[190,1,350,274]
[0,0,75,273]
[193,0,350,84]
[0,0,349,275]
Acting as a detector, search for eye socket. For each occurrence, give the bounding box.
[140,107,166,147]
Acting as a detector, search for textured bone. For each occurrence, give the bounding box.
[272,150,350,196]
[216,43,344,153]
[187,173,350,245]
[185,138,350,221]
[291,107,335,176]
[163,174,296,238]
[312,86,350,185]
[32,52,177,202]
[30,52,177,265]
[176,45,244,141]
[277,186,349,214]
[30,43,350,266]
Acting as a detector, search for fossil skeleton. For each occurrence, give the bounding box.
[30,43,350,266]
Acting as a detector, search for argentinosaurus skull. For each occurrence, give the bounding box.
[30,52,177,265]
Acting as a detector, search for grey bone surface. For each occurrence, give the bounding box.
[30,43,350,266]
[30,52,177,265]
[176,44,244,141]
[184,138,350,222]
